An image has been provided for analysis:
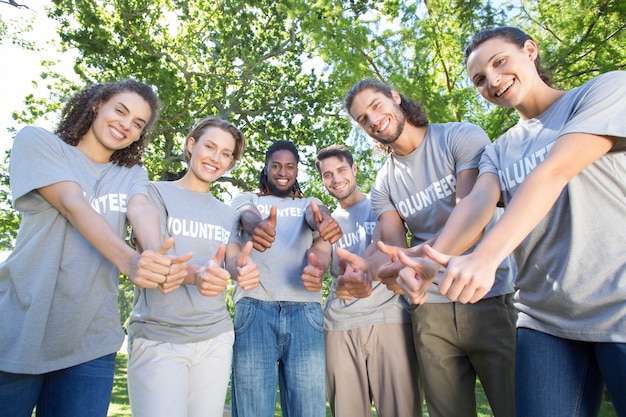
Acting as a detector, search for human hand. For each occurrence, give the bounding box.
[301,252,326,292]
[336,247,372,298]
[195,244,230,297]
[132,238,192,294]
[251,205,277,252]
[310,201,343,244]
[236,241,260,290]
[375,241,406,294]
[423,245,497,303]
[395,250,441,305]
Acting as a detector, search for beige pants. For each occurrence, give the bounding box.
[325,322,423,417]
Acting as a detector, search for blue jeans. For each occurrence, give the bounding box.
[516,328,626,417]
[0,353,116,417]
[231,298,326,417]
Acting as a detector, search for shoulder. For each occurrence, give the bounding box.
[13,126,64,152]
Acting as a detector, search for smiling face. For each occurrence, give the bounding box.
[318,155,358,205]
[466,36,541,110]
[348,88,406,146]
[81,91,152,162]
[186,126,236,188]
[265,149,298,197]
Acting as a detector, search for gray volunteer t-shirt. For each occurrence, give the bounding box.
[128,181,238,344]
[324,196,411,331]
[230,192,322,304]
[480,70,626,342]
[372,122,514,302]
[0,126,148,374]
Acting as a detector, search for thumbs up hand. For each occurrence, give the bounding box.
[195,244,231,297]
[301,252,326,292]
[251,205,277,252]
[236,241,260,290]
[309,201,343,244]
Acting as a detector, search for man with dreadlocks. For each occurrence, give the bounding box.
[229,140,342,417]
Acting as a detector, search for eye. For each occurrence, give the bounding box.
[494,57,505,67]
[222,151,233,159]
[133,122,143,129]
[474,75,486,87]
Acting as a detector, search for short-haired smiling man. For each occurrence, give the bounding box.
[315,144,422,417]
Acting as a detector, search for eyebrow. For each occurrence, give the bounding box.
[207,140,234,154]
[356,97,378,124]
[116,101,148,126]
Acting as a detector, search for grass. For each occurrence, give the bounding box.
[108,353,618,417]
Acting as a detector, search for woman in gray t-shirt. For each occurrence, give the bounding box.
[398,27,626,417]
[0,80,188,417]
[127,116,259,417]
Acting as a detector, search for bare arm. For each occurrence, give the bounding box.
[430,132,617,303]
[38,181,171,286]
[239,204,277,252]
[301,237,332,292]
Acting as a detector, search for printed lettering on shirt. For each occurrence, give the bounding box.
[396,174,456,218]
[167,216,231,244]
[335,221,376,250]
[257,204,304,217]
[497,142,554,191]
[90,193,128,214]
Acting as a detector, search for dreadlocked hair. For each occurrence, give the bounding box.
[55,79,160,167]
[258,140,304,198]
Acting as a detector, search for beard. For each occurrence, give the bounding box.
[329,182,357,202]
[267,179,295,198]
[371,104,406,145]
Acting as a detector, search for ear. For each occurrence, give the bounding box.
[186,136,196,155]
[523,39,539,62]
[352,163,358,175]
[391,89,402,105]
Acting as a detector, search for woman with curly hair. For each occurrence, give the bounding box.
[0,79,189,417]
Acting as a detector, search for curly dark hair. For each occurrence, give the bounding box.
[258,140,304,198]
[464,26,553,87]
[55,79,160,167]
[344,79,429,154]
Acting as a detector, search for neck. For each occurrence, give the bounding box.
[338,188,366,209]
[517,84,566,120]
[175,172,211,193]
[390,124,427,156]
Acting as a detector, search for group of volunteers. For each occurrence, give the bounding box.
[1,25,625,417]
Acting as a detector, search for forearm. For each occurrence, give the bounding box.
[432,174,499,256]
[127,195,164,251]
[239,207,263,235]
[61,193,139,276]
[472,164,568,265]
[309,239,332,271]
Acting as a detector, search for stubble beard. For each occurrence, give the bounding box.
[372,105,406,145]
[268,180,294,198]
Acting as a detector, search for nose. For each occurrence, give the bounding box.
[368,114,382,130]
[210,149,220,162]
[488,71,501,87]
[120,117,132,130]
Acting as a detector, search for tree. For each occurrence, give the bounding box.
[2,0,625,250]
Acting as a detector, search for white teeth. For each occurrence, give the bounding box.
[377,118,390,133]
[110,128,124,140]
[496,80,514,97]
